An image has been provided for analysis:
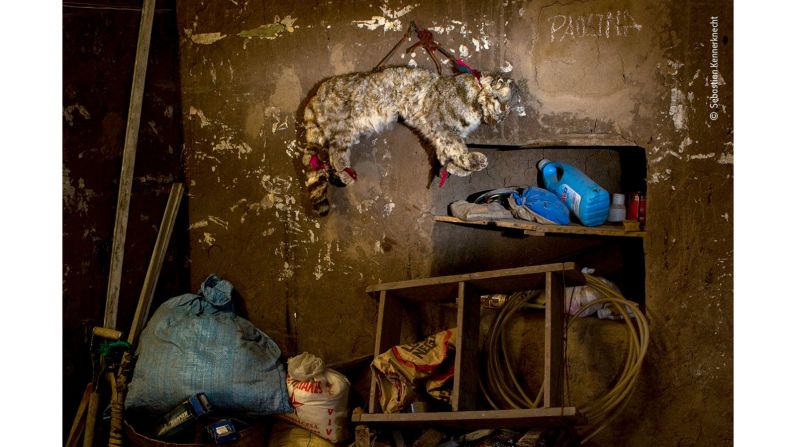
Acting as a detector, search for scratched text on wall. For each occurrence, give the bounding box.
[548,10,642,43]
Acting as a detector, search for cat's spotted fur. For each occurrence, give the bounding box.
[303,66,513,215]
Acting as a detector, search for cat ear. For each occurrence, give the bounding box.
[493,77,514,89]
[480,74,494,85]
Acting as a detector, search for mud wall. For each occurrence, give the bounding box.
[174,1,732,444]
[63,0,732,445]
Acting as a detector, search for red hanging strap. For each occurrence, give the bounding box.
[438,167,449,188]
[309,154,326,171]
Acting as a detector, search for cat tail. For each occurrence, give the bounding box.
[303,148,330,216]
[303,102,331,215]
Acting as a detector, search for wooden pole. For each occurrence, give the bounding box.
[82,389,100,447]
[83,2,157,445]
[65,383,92,447]
[107,183,184,447]
[127,183,184,344]
[103,0,157,330]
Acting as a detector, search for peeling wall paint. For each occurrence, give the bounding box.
[173,1,733,445]
[184,15,298,47]
[189,106,211,127]
[190,32,227,45]
[268,67,302,112]
[669,87,689,131]
[238,15,298,39]
[62,169,97,214]
[352,3,418,32]
[63,104,91,126]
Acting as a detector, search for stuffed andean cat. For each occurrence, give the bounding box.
[302,66,513,215]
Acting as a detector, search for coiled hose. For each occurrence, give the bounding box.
[478,274,649,445]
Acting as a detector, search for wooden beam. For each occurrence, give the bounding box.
[367,263,580,297]
[353,407,583,428]
[369,291,403,413]
[103,0,157,330]
[433,215,647,238]
[451,282,480,411]
[544,271,564,408]
[127,183,184,344]
[82,388,100,447]
[65,383,92,447]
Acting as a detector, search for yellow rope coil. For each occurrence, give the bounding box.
[478,274,650,445]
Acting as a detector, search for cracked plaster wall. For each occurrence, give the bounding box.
[60,0,734,445]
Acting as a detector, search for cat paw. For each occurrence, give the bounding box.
[445,163,473,177]
[333,167,357,186]
[465,151,488,171]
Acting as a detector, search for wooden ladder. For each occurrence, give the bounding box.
[352,263,586,429]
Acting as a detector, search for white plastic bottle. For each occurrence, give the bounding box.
[607,193,627,223]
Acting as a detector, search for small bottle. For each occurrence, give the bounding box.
[607,193,627,223]
[627,193,640,221]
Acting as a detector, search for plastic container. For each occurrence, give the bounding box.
[638,195,647,228]
[627,193,640,220]
[538,159,610,227]
[607,193,627,223]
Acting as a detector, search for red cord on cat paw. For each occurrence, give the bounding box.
[343,167,358,180]
[439,168,449,188]
[309,154,326,171]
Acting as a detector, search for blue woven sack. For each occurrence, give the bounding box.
[125,275,292,416]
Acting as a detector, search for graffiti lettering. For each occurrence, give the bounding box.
[548,10,642,43]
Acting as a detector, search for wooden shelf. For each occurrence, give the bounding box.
[434,215,647,238]
[352,407,585,429]
[366,262,585,301]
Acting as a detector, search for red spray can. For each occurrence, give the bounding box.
[627,193,641,221]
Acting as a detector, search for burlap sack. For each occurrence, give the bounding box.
[370,328,457,413]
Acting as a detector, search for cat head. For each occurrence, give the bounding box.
[477,75,514,124]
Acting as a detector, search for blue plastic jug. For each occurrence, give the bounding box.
[538,159,610,226]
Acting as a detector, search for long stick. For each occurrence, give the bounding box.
[85,2,156,444]
[66,383,92,447]
[103,0,157,330]
[82,389,100,447]
[107,182,184,447]
[127,182,184,345]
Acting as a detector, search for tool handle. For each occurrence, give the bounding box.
[66,383,93,447]
[108,391,124,447]
[92,327,123,341]
[83,390,100,447]
[107,352,132,447]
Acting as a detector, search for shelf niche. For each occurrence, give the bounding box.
[429,144,647,309]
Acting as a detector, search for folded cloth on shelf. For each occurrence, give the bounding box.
[449,200,513,221]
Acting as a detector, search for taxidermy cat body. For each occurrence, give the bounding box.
[303,66,513,215]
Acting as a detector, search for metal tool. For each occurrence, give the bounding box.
[154,393,212,439]
[206,419,239,445]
